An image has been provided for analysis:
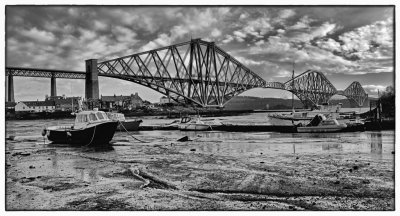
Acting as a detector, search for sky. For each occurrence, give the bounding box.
[5,6,394,102]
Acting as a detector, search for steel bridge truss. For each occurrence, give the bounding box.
[283,70,338,107]
[6,67,85,79]
[337,81,368,107]
[5,41,368,108]
[97,39,266,107]
[283,70,368,107]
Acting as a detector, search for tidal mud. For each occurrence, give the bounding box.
[5,129,395,211]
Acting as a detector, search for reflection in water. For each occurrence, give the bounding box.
[88,168,98,183]
[370,133,383,154]
[5,115,394,163]
[322,143,343,151]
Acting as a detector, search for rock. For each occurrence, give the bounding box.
[47,158,51,160]
[334,180,340,184]
[190,149,196,152]
[353,165,359,170]
[29,165,35,169]
[312,202,316,205]
[391,151,395,154]
[296,156,299,159]
[20,152,31,156]
[260,161,265,164]
[349,169,353,172]
[260,152,263,155]
[362,179,371,184]
[177,136,190,142]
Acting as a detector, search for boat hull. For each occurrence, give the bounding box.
[179,123,211,131]
[47,121,118,146]
[297,125,346,133]
[116,119,142,131]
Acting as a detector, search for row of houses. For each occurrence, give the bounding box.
[6,93,181,113]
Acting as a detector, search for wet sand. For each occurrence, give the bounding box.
[5,131,395,211]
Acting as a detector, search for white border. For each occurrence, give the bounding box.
[1,1,398,216]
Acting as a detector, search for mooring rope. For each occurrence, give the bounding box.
[118,121,149,143]
[83,125,97,147]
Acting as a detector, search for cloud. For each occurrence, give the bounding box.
[5,6,394,102]
[362,84,387,94]
[210,28,222,38]
[19,27,56,44]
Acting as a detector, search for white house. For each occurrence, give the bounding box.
[160,96,178,104]
[15,101,56,112]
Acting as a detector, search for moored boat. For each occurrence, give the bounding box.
[43,109,118,146]
[297,114,347,133]
[107,112,142,131]
[177,116,212,131]
[269,103,344,121]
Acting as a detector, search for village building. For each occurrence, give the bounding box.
[15,100,56,112]
[6,102,17,114]
[45,95,82,111]
[159,96,178,105]
[101,93,143,110]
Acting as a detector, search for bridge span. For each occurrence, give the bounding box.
[6,39,368,107]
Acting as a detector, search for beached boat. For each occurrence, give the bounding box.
[107,112,142,131]
[269,103,344,121]
[162,115,222,131]
[176,116,211,131]
[43,109,118,146]
[297,114,347,133]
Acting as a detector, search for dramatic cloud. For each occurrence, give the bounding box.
[5,6,394,101]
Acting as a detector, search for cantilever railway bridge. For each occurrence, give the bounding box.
[6,39,368,107]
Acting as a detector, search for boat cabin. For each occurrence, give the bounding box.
[107,112,126,121]
[74,110,110,129]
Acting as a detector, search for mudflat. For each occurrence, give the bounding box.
[5,131,395,211]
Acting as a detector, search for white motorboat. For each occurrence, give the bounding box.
[177,116,212,131]
[269,103,344,121]
[297,114,347,133]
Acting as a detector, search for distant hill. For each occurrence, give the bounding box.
[224,96,373,111]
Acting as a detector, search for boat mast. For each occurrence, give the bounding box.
[292,61,295,113]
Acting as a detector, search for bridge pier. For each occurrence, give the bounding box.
[7,75,14,102]
[51,75,57,97]
[85,59,99,100]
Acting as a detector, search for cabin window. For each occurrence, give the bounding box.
[96,112,104,120]
[89,113,97,121]
[76,115,88,123]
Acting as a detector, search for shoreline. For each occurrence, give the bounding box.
[6,130,395,210]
